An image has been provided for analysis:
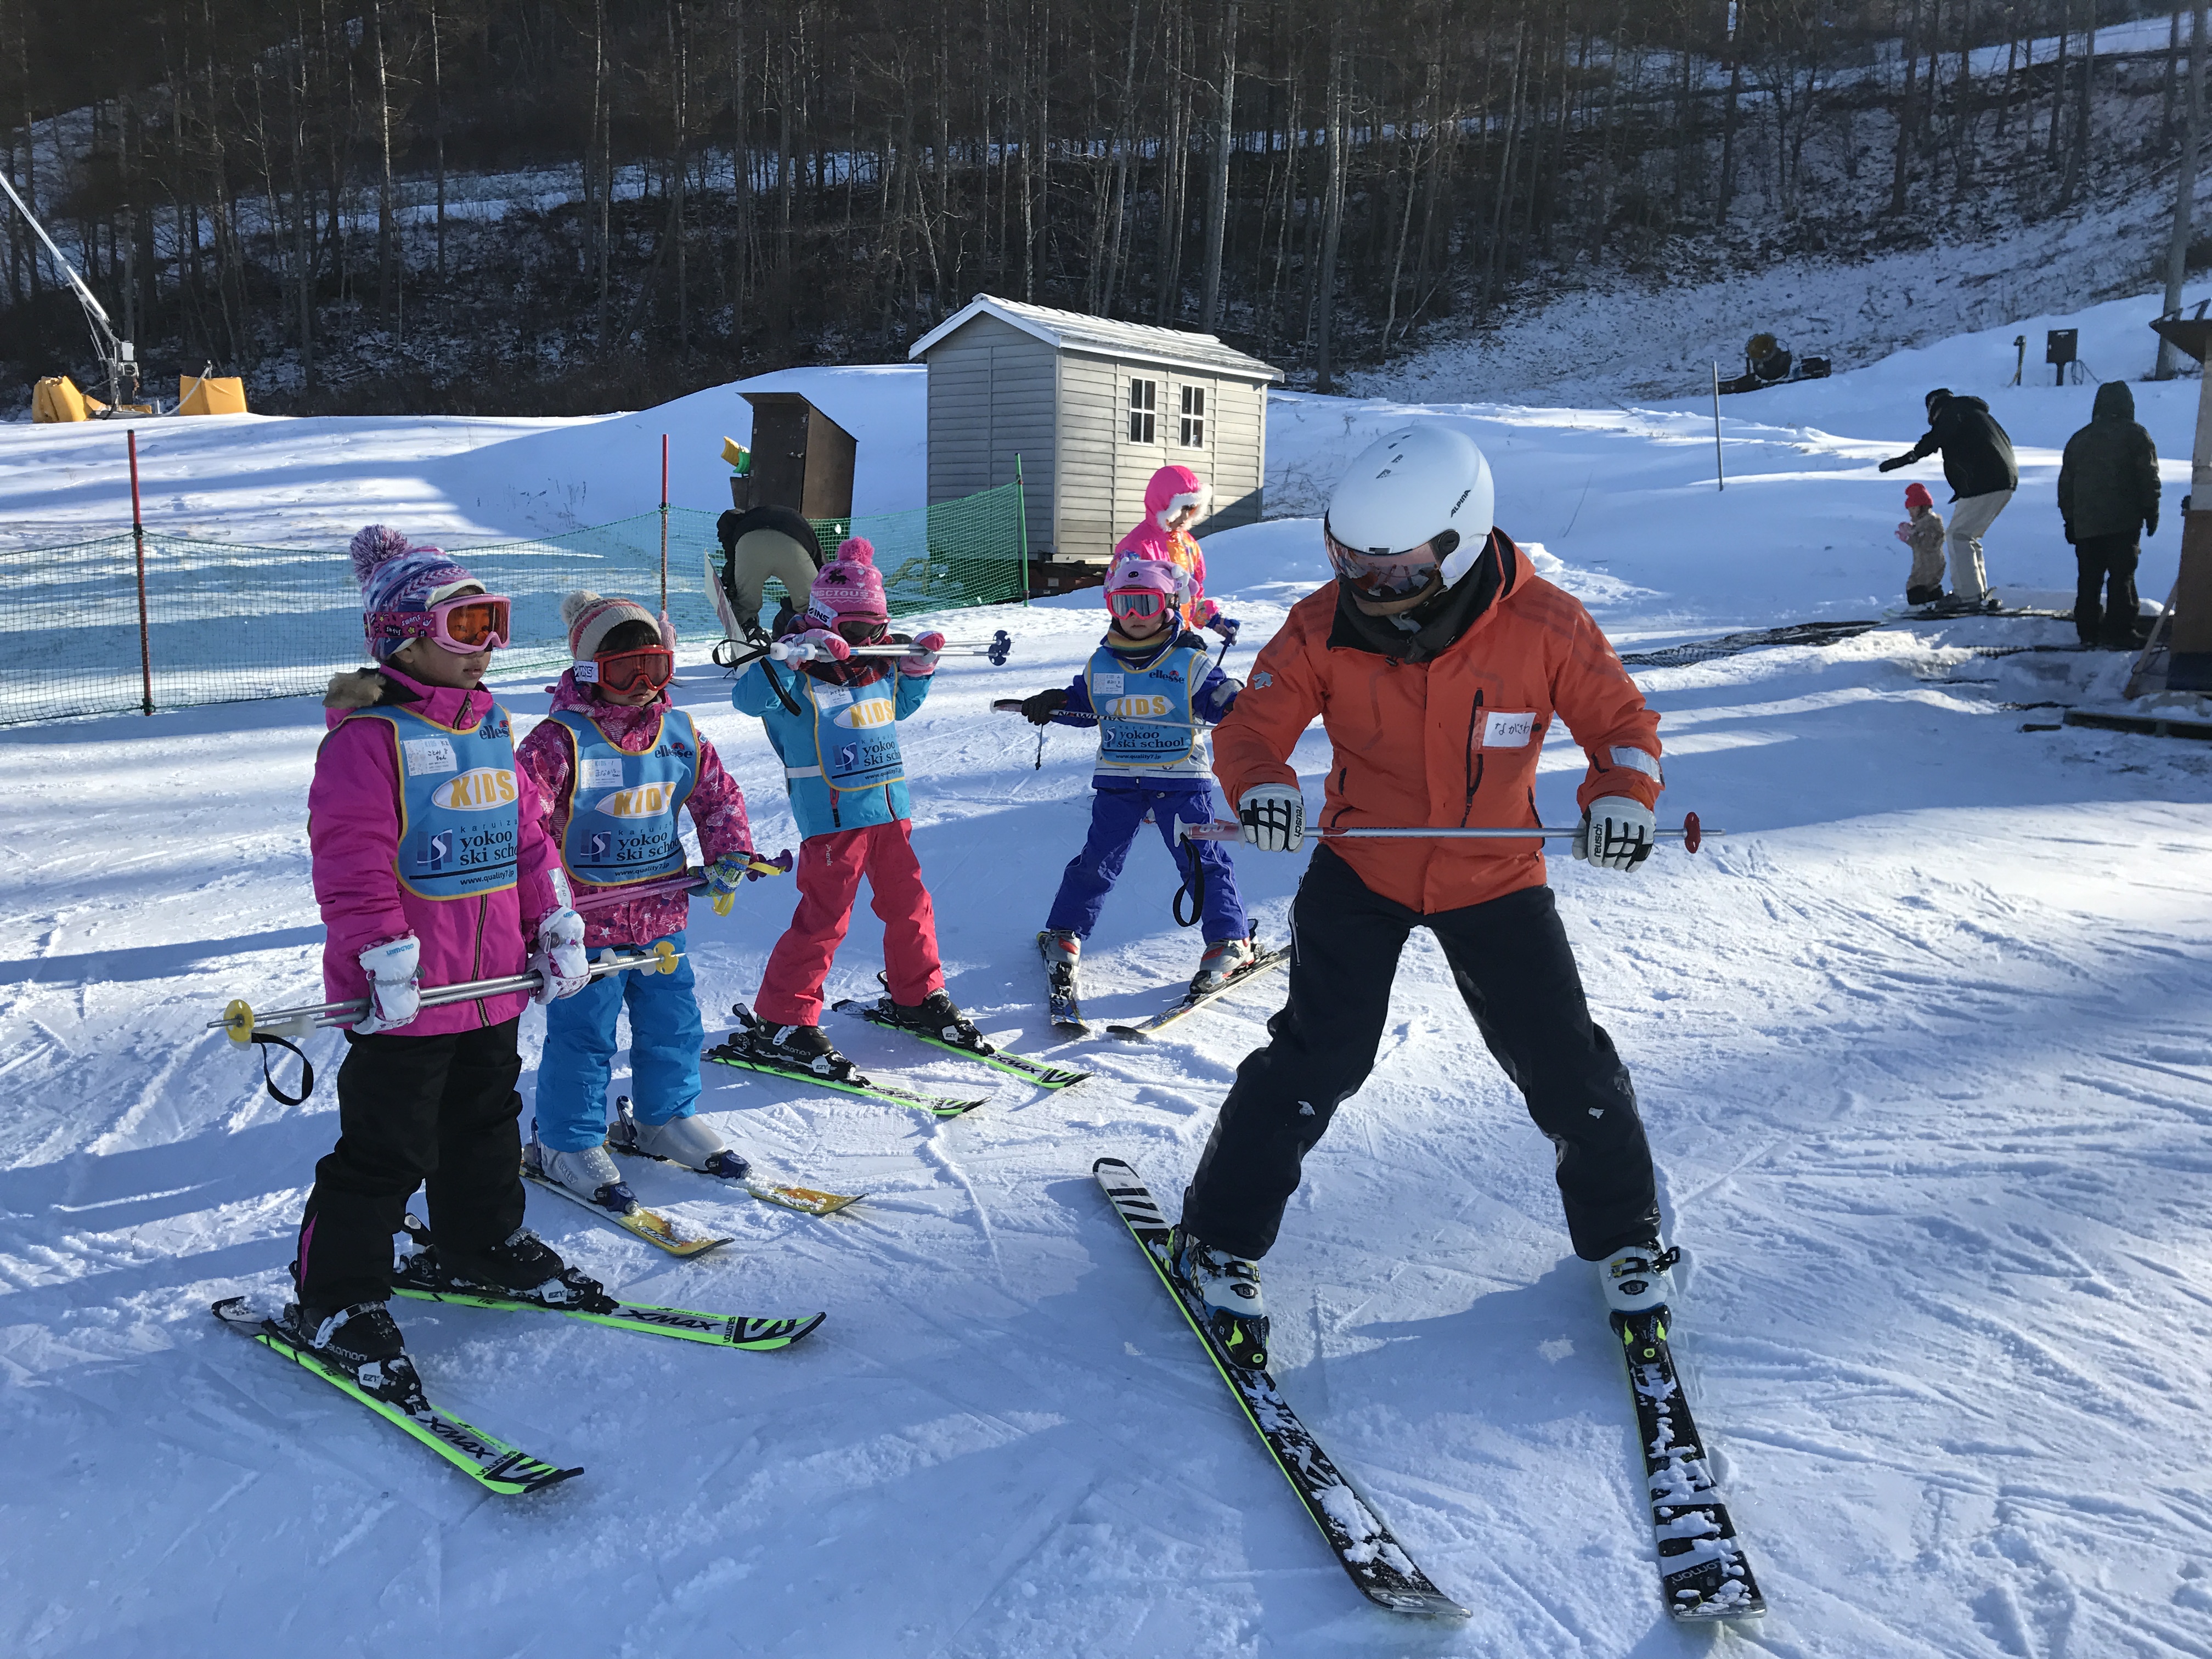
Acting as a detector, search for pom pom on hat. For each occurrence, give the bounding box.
[349,524,417,583]
[353,523,481,662]
[835,536,877,567]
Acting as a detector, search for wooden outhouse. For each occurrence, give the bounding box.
[737,391,856,519]
[909,295,1282,589]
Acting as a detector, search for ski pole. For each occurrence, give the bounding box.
[754,629,1014,666]
[1179,812,1716,854]
[570,851,794,916]
[211,940,687,1047]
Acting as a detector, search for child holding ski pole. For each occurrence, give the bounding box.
[727,538,968,1076]
[1114,464,1243,644]
[1022,555,1250,1011]
[514,591,769,1211]
[292,526,600,1401]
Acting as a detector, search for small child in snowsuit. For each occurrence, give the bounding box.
[1114,464,1242,643]
[1895,481,1948,607]
[515,591,763,1211]
[1024,555,1251,1001]
[730,538,964,1076]
[291,526,599,1398]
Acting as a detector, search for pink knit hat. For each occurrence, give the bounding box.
[561,590,674,660]
[804,537,888,625]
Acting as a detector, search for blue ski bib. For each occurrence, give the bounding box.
[347,703,521,900]
[551,708,699,888]
[808,676,904,793]
[1088,644,1205,769]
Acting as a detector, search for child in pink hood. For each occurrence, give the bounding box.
[515,591,761,1209]
[291,526,599,1400]
[1113,464,1240,642]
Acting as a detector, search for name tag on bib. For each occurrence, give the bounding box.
[402,737,458,774]
[1481,711,1536,748]
[580,758,627,789]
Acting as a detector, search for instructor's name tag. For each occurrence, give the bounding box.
[402,737,458,774]
[1481,711,1536,748]
[580,758,627,789]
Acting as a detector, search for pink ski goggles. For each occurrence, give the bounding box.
[1108,589,1171,622]
[369,593,513,654]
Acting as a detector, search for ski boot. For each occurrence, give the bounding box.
[1598,1239,1681,1317]
[740,1017,860,1081]
[526,1135,639,1215]
[879,988,986,1052]
[284,1300,425,1407]
[1168,1225,1270,1369]
[1040,929,1083,1025]
[1189,936,1257,998]
[608,1096,752,1180]
[427,1225,614,1314]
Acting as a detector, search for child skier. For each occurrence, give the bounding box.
[292,526,600,1400]
[1114,464,1241,641]
[515,591,764,1210]
[728,538,963,1075]
[1022,555,1251,1003]
[1895,481,1948,608]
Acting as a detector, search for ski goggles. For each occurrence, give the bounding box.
[369,592,513,654]
[834,617,888,647]
[1322,527,1458,601]
[1107,589,1170,622]
[585,646,674,692]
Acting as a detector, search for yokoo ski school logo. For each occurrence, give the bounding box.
[589,832,612,861]
[420,830,453,871]
[837,742,860,771]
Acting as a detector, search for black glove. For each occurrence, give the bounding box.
[2147,517,2160,538]
[1021,689,1068,726]
[1877,456,1908,473]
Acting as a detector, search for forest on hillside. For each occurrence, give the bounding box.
[0,0,2201,414]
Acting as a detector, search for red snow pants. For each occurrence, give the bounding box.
[754,820,944,1025]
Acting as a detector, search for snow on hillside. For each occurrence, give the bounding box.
[4,289,2212,1657]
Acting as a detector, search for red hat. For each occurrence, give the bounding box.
[1904,482,1933,510]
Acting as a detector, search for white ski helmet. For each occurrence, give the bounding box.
[1323,424,1497,600]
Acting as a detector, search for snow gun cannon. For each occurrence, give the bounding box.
[1180,812,1717,854]
[571,853,794,919]
[1716,332,1831,397]
[762,629,1013,666]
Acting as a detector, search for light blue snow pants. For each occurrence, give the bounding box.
[534,931,704,1152]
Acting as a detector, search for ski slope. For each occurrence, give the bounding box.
[5,285,2212,1658]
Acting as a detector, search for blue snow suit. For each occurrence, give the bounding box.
[731,657,933,838]
[1042,625,1248,943]
[536,930,706,1152]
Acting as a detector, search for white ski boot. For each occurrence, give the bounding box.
[1188,936,1257,998]
[530,1138,639,1215]
[1598,1239,1681,1317]
[1169,1226,1271,1369]
[610,1098,752,1180]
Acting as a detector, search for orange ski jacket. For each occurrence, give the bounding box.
[1212,537,1662,915]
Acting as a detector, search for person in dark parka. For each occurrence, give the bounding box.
[2057,381,2159,649]
[1879,388,2019,608]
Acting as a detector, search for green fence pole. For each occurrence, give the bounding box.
[128,429,153,715]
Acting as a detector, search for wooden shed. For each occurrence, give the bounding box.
[909,295,1283,588]
[737,391,856,519]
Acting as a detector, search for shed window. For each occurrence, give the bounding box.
[1128,378,1158,444]
[1180,386,1206,448]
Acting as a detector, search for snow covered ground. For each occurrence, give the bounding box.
[5,284,2212,1657]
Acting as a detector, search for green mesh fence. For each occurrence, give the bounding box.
[0,482,1028,727]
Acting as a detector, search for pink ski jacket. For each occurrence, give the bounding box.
[1112,464,1221,628]
[515,671,754,948]
[309,667,565,1034]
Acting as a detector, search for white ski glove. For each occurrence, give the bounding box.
[529,908,591,1003]
[352,935,422,1034]
[1576,795,1655,871]
[1238,783,1306,853]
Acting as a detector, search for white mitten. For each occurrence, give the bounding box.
[1238,783,1306,853]
[530,909,591,1003]
[353,936,422,1034]
[1576,795,1656,871]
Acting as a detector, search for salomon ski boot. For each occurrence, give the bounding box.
[527,1137,639,1214]
[285,1300,425,1407]
[1188,936,1257,998]
[433,1226,613,1313]
[1598,1239,1681,1317]
[1169,1226,1271,1369]
[741,1019,859,1081]
[608,1097,751,1179]
[879,988,985,1050]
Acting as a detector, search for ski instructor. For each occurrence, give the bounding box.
[1169,423,1677,1369]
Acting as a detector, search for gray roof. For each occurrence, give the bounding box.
[909,294,1283,382]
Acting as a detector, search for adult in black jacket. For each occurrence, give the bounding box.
[2057,382,2159,648]
[1879,388,2019,608]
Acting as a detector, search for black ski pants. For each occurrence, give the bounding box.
[294,1017,528,1308]
[2072,533,2142,648]
[1181,846,1661,1262]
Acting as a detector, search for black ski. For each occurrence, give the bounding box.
[1106,945,1289,1040]
[1612,1307,1767,1620]
[1039,931,1089,1036]
[1092,1157,1468,1618]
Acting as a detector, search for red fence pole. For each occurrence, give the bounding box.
[128,430,153,715]
[659,433,670,616]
